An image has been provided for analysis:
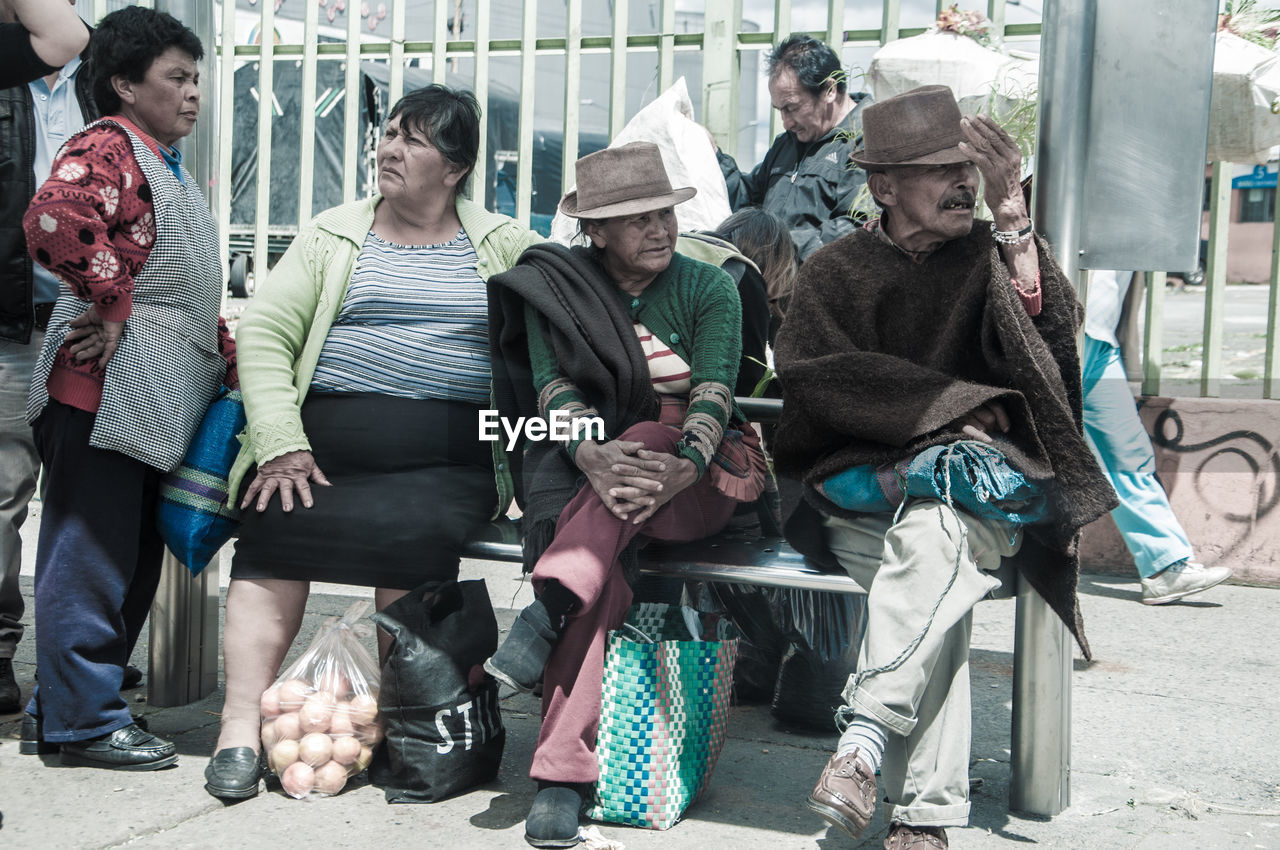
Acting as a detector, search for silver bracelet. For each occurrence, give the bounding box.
[990,220,1034,245]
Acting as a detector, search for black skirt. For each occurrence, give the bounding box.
[231,392,495,589]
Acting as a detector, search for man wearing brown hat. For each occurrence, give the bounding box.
[771,85,1115,847]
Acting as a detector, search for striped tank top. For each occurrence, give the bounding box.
[310,230,491,404]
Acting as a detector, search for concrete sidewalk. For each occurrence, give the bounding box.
[2,513,1278,848]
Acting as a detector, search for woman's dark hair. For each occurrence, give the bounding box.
[712,207,797,319]
[766,33,846,98]
[91,6,204,115]
[387,84,482,196]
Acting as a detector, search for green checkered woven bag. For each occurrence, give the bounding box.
[586,604,739,830]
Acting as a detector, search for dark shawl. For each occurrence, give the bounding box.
[488,242,660,571]
[772,222,1117,659]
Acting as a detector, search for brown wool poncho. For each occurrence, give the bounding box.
[773,221,1117,659]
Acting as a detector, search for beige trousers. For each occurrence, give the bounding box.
[823,500,1021,827]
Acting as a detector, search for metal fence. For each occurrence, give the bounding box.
[78,2,1280,401]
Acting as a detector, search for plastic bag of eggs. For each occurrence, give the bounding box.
[259,675,382,799]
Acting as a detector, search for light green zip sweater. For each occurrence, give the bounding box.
[228,194,541,518]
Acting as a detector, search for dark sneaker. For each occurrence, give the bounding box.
[0,657,19,714]
[884,822,948,849]
[484,600,559,693]
[806,749,877,838]
[525,782,584,848]
[61,723,177,771]
[121,664,144,690]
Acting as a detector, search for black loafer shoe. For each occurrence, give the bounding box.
[485,601,559,693]
[21,713,149,755]
[205,747,262,800]
[19,713,57,755]
[60,723,177,771]
[525,783,585,848]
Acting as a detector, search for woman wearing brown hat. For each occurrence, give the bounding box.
[486,141,767,847]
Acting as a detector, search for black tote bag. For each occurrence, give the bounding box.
[368,579,505,803]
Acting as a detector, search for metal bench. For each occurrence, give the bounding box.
[147,397,1073,817]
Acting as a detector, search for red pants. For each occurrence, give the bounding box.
[529,420,737,782]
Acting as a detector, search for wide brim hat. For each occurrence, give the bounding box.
[559,141,697,219]
[849,85,971,169]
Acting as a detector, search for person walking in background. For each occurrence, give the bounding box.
[1083,269,1232,604]
[0,0,88,88]
[0,0,97,716]
[714,33,871,262]
[18,6,237,769]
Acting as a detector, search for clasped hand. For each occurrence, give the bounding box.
[64,306,124,369]
[241,449,331,512]
[575,439,698,525]
[949,400,1010,443]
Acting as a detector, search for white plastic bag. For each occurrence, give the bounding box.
[259,601,382,799]
[868,30,1038,118]
[550,77,731,246]
[1207,31,1280,163]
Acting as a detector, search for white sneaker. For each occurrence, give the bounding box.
[1140,560,1232,605]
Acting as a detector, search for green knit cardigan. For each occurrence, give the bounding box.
[526,251,744,477]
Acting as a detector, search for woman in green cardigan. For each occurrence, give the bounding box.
[204,85,539,801]
[485,142,767,847]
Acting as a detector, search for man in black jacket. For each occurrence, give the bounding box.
[715,33,870,262]
[0,0,95,713]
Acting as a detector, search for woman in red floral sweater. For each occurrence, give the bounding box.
[18,7,236,772]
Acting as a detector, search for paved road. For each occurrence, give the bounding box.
[1131,283,1274,397]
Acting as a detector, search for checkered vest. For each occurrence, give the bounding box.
[28,120,226,472]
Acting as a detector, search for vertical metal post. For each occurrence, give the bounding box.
[703,0,741,157]
[1202,161,1231,398]
[148,0,221,707]
[1267,211,1280,399]
[1142,271,1167,398]
[1014,0,1094,818]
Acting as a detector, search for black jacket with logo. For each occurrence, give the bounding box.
[717,94,870,262]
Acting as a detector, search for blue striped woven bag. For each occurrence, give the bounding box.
[156,388,245,575]
[587,603,739,830]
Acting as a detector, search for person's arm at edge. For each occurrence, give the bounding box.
[10,0,88,69]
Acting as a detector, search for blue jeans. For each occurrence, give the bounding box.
[1081,337,1192,578]
[0,334,42,659]
[27,401,163,741]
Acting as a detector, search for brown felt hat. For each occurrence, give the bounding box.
[849,85,971,169]
[559,141,697,219]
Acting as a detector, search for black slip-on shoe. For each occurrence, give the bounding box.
[19,713,57,755]
[121,664,144,690]
[60,723,177,771]
[0,657,19,714]
[205,747,263,799]
[22,713,149,755]
[485,600,559,693]
[525,783,585,848]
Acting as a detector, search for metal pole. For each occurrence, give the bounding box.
[1012,0,1094,818]
[147,0,222,707]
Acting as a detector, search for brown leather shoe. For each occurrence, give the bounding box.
[805,749,877,838]
[884,822,948,849]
